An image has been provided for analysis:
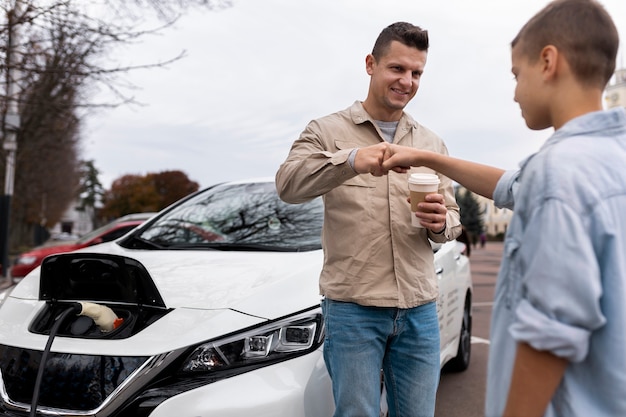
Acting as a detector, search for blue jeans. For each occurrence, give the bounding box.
[321,298,440,417]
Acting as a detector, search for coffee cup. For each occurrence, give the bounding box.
[408,173,440,227]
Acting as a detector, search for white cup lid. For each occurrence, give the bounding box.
[408,173,440,185]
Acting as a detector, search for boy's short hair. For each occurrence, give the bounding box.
[511,0,619,88]
[372,22,429,61]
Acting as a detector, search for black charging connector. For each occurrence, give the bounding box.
[29,302,82,417]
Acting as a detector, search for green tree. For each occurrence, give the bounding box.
[455,187,485,241]
[77,160,105,228]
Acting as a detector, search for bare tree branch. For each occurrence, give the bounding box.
[0,0,233,250]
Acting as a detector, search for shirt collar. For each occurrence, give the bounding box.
[519,107,626,171]
[349,100,419,130]
[545,107,626,148]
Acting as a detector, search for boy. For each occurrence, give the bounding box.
[382,1,626,416]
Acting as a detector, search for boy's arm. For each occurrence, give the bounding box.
[383,146,505,199]
[503,342,568,417]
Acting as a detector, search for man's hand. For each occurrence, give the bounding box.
[353,143,391,176]
[354,143,427,176]
[414,193,447,232]
[356,143,446,231]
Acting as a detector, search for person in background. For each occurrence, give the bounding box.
[276,22,461,417]
[457,226,471,257]
[381,1,626,416]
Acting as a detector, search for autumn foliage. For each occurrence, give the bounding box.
[100,170,199,220]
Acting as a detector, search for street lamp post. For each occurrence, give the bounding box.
[1,0,23,281]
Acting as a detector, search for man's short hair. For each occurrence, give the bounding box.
[511,0,619,88]
[372,22,429,61]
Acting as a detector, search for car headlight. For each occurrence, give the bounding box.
[114,307,325,416]
[15,255,37,265]
[181,308,323,374]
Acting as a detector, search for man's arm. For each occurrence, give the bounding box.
[277,140,392,203]
[382,145,505,199]
[503,342,569,417]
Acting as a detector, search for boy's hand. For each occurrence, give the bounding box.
[382,144,418,173]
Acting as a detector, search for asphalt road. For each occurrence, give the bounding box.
[435,241,502,417]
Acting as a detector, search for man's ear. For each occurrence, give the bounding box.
[365,54,375,76]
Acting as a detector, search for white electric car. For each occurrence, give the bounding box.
[0,178,472,417]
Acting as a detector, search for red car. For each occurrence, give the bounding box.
[10,212,155,280]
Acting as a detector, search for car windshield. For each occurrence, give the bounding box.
[131,181,324,252]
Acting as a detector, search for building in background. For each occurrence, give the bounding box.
[474,193,512,238]
[456,186,512,239]
[605,68,626,109]
[47,200,93,241]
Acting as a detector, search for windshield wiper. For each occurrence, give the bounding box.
[123,235,167,250]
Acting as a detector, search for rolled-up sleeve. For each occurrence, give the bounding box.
[509,199,606,363]
[493,169,519,210]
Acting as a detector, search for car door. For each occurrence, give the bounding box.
[435,241,461,355]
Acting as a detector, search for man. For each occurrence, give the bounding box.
[276,22,460,417]
[382,1,626,416]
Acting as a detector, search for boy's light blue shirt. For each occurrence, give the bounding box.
[487,107,626,417]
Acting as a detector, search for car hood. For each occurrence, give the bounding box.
[11,241,324,320]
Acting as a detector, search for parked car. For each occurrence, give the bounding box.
[10,212,156,280]
[0,178,472,417]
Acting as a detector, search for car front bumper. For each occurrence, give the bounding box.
[0,346,333,417]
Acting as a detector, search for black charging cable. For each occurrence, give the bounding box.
[30,303,82,417]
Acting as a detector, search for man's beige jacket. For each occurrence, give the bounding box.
[276,101,461,308]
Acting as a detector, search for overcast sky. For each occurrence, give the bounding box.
[82,0,626,189]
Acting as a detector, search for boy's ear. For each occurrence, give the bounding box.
[540,45,559,81]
